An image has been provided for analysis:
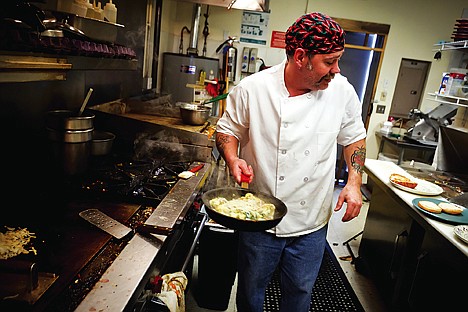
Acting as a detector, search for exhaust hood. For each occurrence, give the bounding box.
[175,0,270,13]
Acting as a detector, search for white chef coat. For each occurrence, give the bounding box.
[216,59,367,237]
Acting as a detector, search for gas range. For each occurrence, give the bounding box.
[77,156,193,206]
[0,154,210,312]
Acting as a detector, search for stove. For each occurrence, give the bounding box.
[78,157,193,206]
[0,154,210,312]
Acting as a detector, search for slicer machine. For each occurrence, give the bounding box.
[406,103,458,145]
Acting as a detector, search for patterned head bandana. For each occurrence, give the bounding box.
[285,12,345,55]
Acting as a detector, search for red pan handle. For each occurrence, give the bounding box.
[189,163,205,173]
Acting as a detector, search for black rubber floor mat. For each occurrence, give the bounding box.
[264,243,364,312]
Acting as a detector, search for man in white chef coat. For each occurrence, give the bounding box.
[216,12,367,312]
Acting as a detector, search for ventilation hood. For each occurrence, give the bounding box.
[175,0,270,13]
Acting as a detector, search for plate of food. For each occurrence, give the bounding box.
[412,198,468,225]
[453,225,468,244]
[389,173,443,196]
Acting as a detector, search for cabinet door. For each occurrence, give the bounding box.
[405,229,468,310]
[358,184,415,306]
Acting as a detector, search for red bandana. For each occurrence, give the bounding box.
[285,12,345,55]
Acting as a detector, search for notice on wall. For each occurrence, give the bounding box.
[270,31,286,49]
[239,11,269,45]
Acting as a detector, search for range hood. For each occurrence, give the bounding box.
[175,0,270,12]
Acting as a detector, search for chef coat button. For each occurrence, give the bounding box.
[283,122,288,128]
[281,149,287,154]
[306,94,312,99]
[300,200,306,205]
[303,177,309,182]
[304,150,310,156]
[279,176,285,181]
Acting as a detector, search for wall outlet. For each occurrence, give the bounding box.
[376,105,386,114]
[380,90,387,101]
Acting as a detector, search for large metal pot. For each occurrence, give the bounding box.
[202,187,288,231]
[179,103,211,125]
[46,110,95,130]
[47,127,93,176]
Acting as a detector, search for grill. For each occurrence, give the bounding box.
[0,154,210,312]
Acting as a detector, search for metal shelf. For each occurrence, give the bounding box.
[0,52,138,82]
[433,40,468,51]
[427,92,468,108]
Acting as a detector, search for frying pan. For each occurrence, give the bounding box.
[202,187,287,231]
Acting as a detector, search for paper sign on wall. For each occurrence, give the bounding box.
[239,11,269,45]
[270,31,286,49]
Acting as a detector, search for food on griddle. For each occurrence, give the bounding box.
[209,193,275,221]
[0,226,37,260]
[390,173,418,189]
[438,202,464,215]
[418,200,442,213]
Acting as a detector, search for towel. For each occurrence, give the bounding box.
[155,271,188,312]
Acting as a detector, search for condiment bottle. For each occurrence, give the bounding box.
[103,0,117,23]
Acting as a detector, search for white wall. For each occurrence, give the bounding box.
[160,0,467,160]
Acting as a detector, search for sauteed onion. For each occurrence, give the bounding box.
[209,193,275,221]
[0,226,37,260]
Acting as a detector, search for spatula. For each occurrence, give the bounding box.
[178,163,205,179]
[79,209,173,239]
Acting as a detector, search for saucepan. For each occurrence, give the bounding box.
[201,187,287,231]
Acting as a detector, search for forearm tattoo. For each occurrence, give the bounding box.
[216,134,230,157]
[350,145,366,175]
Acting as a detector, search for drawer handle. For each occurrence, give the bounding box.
[389,230,408,279]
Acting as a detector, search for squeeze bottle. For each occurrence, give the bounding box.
[103,0,117,23]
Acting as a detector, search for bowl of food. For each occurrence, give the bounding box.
[179,103,211,125]
[202,187,288,231]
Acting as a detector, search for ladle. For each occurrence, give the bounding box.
[78,88,94,116]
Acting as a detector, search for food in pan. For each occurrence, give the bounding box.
[0,226,37,260]
[389,173,418,189]
[417,200,442,213]
[209,193,276,221]
[438,202,464,215]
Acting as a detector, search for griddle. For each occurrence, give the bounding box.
[1,200,141,311]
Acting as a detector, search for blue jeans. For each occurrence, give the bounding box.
[236,226,327,312]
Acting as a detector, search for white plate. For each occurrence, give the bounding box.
[454,225,468,244]
[390,178,443,195]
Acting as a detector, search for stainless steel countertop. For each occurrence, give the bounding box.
[365,159,468,257]
[76,162,211,311]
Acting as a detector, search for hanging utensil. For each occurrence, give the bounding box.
[78,88,93,116]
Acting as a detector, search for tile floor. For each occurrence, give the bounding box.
[185,186,389,312]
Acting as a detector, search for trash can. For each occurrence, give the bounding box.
[195,224,238,310]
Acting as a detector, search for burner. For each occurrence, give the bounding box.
[79,159,188,205]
